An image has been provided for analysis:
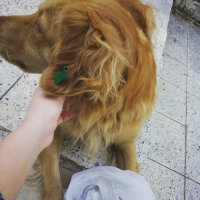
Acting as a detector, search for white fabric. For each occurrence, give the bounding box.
[64,166,155,200]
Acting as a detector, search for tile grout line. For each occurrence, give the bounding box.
[155,110,186,127]
[163,52,188,67]
[158,76,186,91]
[148,158,200,186]
[159,75,200,102]
[148,158,185,177]
[185,177,200,188]
[0,74,24,101]
[0,126,11,133]
[186,91,200,102]
[184,21,189,200]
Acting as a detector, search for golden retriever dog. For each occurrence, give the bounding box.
[0,0,156,199]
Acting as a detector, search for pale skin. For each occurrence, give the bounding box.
[0,88,75,200]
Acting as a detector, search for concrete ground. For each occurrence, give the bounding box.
[0,0,200,199]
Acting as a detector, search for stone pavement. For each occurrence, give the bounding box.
[0,0,200,199]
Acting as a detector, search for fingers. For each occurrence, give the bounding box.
[57,110,76,125]
[34,87,75,125]
[63,110,76,120]
[36,87,65,103]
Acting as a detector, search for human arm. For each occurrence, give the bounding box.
[0,88,75,200]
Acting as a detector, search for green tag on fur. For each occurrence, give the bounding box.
[54,65,69,84]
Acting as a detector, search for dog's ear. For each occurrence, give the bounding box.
[40,0,156,107]
[39,1,134,98]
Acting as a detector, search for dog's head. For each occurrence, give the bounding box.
[0,0,156,110]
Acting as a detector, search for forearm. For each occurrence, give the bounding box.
[0,123,49,200]
[0,88,74,200]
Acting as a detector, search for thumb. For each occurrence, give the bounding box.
[57,110,76,125]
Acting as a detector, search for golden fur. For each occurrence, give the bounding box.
[0,0,156,199]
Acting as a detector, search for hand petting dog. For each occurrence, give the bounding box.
[0,88,75,200]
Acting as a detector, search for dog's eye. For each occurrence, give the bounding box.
[34,23,42,34]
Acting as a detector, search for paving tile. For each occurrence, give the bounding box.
[188,69,200,99]
[186,94,200,183]
[137,117,153,156]
[187,93,200,131]
[17,183,42,200]
[160,53,187,91]
[0,59,23,98]
[147,112,185,174]
[155,78,186,125]
[0,0,21,15]
[16,0,43,14]
[0,0,43,16]
[141,158,184,200]
[0,129,9,141]
[186,179,200,200]
[164,13,188,65]
[0,74,40,131]
[142,0,173,72]
[188,23,200,73]
[142,0,173,18]
[61,139,114,169]
[186,123,200,183]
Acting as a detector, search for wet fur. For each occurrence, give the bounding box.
[0,0,156,199]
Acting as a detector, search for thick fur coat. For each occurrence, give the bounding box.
[0,0,156,199]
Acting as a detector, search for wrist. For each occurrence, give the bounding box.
[19,119,54,152]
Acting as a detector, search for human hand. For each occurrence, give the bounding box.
[22,88,75,149]
[0,88,76,199]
